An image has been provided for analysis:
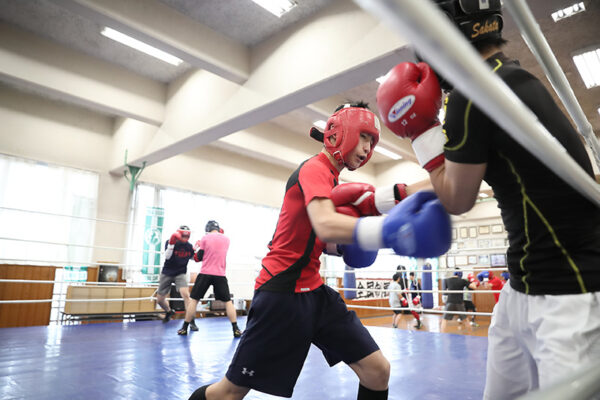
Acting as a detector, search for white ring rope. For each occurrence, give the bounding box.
[346,304,492,317]
[503,0,600,171]
[0,205,184,232]
[353,0,600,206]
[0,236,164,255]
[323,267,508,274]
[329,286,500,294]
[0,296,254,305]
[0,279,502,294]
[0,257,261,271]
[0,279,251,286]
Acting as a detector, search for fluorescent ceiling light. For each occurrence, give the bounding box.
[597,107,600,116]
[313,120,327,130]
[551,2,585,22]
[374,146,402,160]
[252,0,297,17]
[101,27,183,66]
[573,48,600,89]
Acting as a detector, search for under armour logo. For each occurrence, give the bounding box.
[242,367,255,376]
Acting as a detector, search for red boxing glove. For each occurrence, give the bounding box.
[412,295,421,306]
[169,231,183,245]
[401,297,409,307]
[377,62,445,172]
[219,228,224,234]
[331,182,408,216]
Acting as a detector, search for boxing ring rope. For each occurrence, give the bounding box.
[0,296,254,305]
[0,205,197,233]
[519,361,600,400]
[503,0,600,170]
[354,0,600,206]
[346,305,492,317]
[0,257,261,273]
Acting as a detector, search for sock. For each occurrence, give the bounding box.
[357,384,388,400]
[182,321,189,330]
[232,322,239,331]
[188,385,208,400]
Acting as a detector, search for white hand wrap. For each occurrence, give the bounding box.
[165,244,174,260]
[374,185,397,214]
[411,125,445,168]
[355,216,385,251]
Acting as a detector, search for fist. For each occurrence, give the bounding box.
[377,62,442,140]
[331,182,378,216]
[169,231,183,245]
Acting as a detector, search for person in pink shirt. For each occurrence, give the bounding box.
[177,220,242,337]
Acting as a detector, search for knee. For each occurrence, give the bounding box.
[367,357,390,389]
[378,358,391,385]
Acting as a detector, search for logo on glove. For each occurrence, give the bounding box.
[387,95,415,123]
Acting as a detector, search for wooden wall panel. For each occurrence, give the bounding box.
[0,265,57,328]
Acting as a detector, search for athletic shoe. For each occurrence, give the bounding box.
[414,320,422,329]
[470,321,480,327]
[190,322,199,331]
[233,328,243,338]
[163,310,175,323]
[177,327,188,336]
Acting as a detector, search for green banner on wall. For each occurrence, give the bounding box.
[142,206,164,282]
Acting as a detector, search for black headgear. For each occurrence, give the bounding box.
[205,220,220,233]
[434,0,503,44]
[419,0,503,91]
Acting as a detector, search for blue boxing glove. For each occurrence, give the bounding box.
[353,191,451,257]
[340,243,378,268]
[477,271,490,282]
[334,204,378,268]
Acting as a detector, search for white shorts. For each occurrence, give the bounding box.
[484,284,600,399]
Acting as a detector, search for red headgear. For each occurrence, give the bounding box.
[177,225,191,240]
[310,105,380,170]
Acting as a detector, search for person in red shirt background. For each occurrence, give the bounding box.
[478,270,505,303]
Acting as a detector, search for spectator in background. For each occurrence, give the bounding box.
[442,271,478,331]
[477,270,504,304]
[389,273,403,329]
[408,272,421,301]
[464,273,480,327]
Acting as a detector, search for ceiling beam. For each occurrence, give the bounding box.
[110,0,415,174]
[0,22,165,125]
[51,0,250,84]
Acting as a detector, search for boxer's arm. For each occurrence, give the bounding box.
[306,197,356,244]
[428,159,486,215]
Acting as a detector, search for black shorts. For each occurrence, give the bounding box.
[226,285,380,398]
[190,274,231,302]
[464,300,476,312]
[393,310,402,315]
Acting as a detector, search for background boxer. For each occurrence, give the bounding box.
[156,225,194,324]
[178,220,241,337]
[376,1,600,397]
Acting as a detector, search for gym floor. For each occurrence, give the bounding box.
[0,316,488,400]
